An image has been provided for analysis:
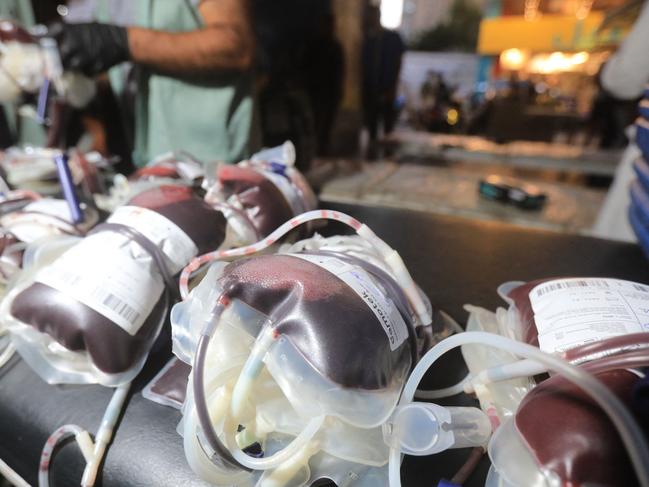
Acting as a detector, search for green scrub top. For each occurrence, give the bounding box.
[125,0,256,166]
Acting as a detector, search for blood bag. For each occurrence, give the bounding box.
[204,142,317,243]
[169,213,433,486]
[142,357,192,409]
[387,319,649,487]
[0,191,99,371]
[101,142,316,254]
[96,153,202,214]
[146,235,440,411]
[461,278,649,419]
[455,278,649,487]
[1,185,226,385]
[488,367,648,487]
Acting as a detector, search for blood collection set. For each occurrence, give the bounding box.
[0,139,646,487]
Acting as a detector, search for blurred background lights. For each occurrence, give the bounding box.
[380,0,404,29]
[500,48,529,71]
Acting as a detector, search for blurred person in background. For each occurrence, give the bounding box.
[593,0,649,242]
[361,4,404,159]
[252,0,341,170]
[418,71,451,132]
[54,0,256,167]
[303,10,344,157]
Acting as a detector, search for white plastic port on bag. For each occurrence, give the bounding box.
[383,402,491,456]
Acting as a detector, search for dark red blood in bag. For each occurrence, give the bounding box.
[149,359,192,406]
[219,254,412,390]
[11,284,167,374]
[506,279,549,347]
[128,185,226,254]
[515,369,644,486]
[217,165,294,238]
[10,186,227,375]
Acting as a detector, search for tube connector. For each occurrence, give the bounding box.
[383,403,491,456]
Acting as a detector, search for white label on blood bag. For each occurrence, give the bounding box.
[35,232,165,336]
[108,205,197,273]
[292,253,409,351]
[529,278,649,353]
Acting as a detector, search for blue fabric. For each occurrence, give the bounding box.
[629,201,649,258]
[631,180,649,228]
[437,481,461,487]
[633,158,649,194]
[636,121,649,161]
[640,105,649,120]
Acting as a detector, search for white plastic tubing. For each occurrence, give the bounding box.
[0,457,30,487]
[38,383,130,487]
[179,210,432,327]
[225,328,324,471]
[414,373,471,400]
[389,331,649,487]
[227,416,324,471]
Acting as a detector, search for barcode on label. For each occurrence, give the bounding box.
[42,270,141,327]
[535,280,610,298]
[102,293,141,325]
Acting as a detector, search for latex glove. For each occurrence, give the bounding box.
[49,22,129,77]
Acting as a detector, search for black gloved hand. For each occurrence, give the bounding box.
[49,22,130,77]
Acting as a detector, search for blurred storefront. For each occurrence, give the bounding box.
[475,0,639,144]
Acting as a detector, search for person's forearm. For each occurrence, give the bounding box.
[127,25,254,74]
